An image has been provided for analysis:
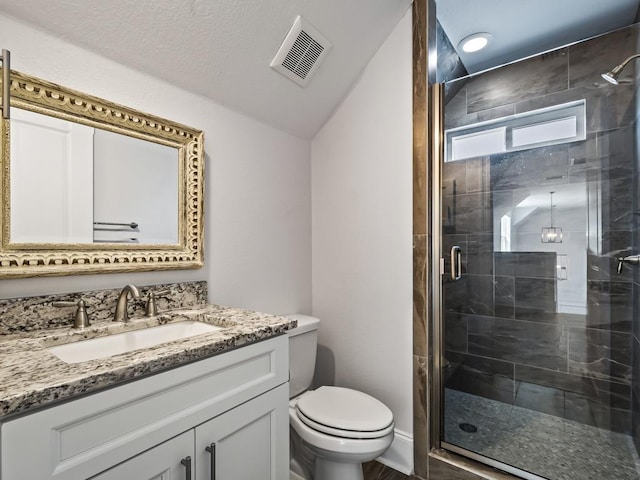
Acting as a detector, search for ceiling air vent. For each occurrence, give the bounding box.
[271,16,331,87]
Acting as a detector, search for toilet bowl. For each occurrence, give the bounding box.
[287,315,394,480]
[289,387,394,480]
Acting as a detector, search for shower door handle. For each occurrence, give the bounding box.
[450,245,462,280]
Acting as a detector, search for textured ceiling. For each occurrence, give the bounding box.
[0,0,412,139]
[2,1,637,139]
[437,0,640,74]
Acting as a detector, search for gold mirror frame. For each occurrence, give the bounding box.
[0,69,204,278]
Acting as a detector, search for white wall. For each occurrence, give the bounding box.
[311,8,413,473]
[0,13,312,317]
[93,130,178,244]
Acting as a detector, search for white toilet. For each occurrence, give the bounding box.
[287,314,394,480]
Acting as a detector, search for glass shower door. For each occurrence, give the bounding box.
[440,23,640,480]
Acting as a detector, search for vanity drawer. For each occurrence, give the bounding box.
[1,335,288,480]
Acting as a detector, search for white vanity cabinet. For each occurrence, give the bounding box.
[91,430,194,480]
[194,386,288,480]
[92,385,288,480]
[1,335,289,480]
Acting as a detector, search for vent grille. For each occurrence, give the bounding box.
[282,31,325,80]
[271,16,331,87]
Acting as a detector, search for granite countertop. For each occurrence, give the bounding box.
[0,304,295,419]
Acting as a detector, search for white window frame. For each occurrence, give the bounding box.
[445,100,586,162]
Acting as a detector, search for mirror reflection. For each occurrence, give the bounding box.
[10,108,179,245]
[492,183,587,315]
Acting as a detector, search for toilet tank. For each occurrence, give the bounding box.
[287,314,320,398]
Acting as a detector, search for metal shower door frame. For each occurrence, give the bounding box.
[428,81,549,480]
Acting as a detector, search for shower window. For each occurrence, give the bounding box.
[445,100,586,162]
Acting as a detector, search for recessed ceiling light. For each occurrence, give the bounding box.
[459,32,492,53]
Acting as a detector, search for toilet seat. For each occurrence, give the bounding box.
[290,403,395,457]
[296,408,395,439]
[295,386,394,439]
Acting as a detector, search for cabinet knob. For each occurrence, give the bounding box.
[180,456,192,480]
[206,443,216,480]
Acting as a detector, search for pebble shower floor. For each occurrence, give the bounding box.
[444,389,640,480]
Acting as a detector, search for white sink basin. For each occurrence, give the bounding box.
[48,321,222,364]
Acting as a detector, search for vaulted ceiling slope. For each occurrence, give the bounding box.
[0,0,412,139]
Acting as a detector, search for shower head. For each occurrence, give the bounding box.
[601,68,624,85]
[601,53,640,85]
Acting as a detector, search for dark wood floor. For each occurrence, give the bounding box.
[363,461,412,480]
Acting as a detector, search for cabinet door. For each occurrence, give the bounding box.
[91,431,194,480]
[195,384,289,480]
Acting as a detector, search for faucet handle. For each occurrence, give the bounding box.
[145,289,171,317]
[617,254,640,274]
[53,299,91,329]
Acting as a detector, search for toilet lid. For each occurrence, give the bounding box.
[296,386,394,439]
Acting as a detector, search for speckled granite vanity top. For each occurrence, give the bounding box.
[0,303,295,419]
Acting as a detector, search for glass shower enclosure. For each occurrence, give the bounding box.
[439,23,640,480]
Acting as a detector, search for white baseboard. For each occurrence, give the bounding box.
[376,429,413,475]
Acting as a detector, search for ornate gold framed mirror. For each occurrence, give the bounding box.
[0,69,204,278]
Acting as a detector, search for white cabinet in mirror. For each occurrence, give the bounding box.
[0,69,204,278]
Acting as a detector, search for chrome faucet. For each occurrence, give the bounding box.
[113,284,141,322]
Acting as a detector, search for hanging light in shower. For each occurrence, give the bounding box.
[541,191,563,243]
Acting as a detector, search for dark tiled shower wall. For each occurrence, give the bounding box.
[632,28,640,457]
[436,20,467,84]
[633,262,640,451]
[443,25,638,435]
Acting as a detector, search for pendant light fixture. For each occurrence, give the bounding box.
[541,191,562,243]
